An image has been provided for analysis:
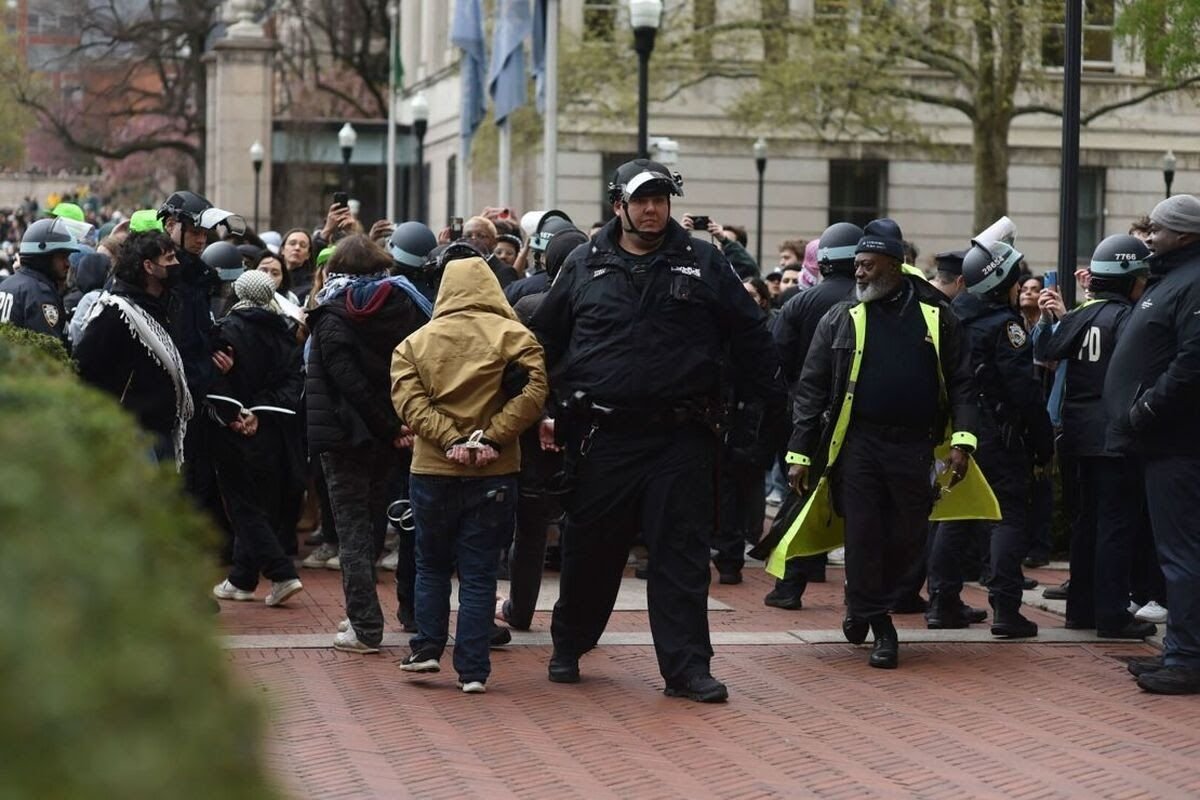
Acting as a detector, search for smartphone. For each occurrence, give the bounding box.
[450,216,464,240]
[332,191,349,209]
[691,215,710,230]
[1044,271,1058,290]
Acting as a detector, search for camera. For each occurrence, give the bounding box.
[332,191,349,209]
[449,216,464,240]
[691,215,710,230]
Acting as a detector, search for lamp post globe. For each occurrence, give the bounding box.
[338,122,357,191]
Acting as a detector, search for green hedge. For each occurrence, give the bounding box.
[0,327,278,799]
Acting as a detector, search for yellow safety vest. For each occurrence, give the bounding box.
[766,298,1001,578]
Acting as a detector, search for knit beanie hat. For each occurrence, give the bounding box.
[234,269,277,307]
[855,218,905,261]
[1149,194,1200,235]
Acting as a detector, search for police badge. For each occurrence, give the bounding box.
[42,303,60,328]
[1005,320,1026,349]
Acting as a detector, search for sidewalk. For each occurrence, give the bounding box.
[222,562,1196,799]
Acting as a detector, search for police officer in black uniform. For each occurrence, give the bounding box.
[0,218,84,341]
[1033,234,1155,640]
[927,239,1053,637]
[530,159,785,702]
[758,222,861,609]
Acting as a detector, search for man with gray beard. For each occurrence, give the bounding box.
[784,218,978,669]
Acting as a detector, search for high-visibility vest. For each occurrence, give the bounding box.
[766,299,1001,578]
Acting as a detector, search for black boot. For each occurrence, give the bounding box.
[990,609,1039,638]
[926,593,970,629]
[842,614,870,644]
[548,651,580,683]
[868,614,898,669]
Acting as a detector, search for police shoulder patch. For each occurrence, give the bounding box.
[1005,320,1027,349]
[42,303,60,328]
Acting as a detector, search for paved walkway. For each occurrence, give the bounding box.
[222,560,1197,799]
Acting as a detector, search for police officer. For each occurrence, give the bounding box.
[930,250,967,300]
[1033,234,1155,640]
[1106,194,1200,694]
[783,218,978,669]
[0,218,84,341]
[505,210,574,306]
[530,158,785,702]
[927,239,1053,637]
[757,222,861,609]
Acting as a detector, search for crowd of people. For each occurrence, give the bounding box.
[2,159,1198,699]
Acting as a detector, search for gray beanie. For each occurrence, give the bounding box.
[1149,194,1200,235]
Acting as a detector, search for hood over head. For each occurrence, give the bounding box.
[433,256,516,322]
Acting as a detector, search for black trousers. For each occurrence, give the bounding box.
[212,424,297,590]
[831,428,933,620]
[1067,456,1145,629]
[507,430,561,630]
[551,423,716,684]
[713,454,765,574]
[1143,456,1200,669]
[930,436,1030,617]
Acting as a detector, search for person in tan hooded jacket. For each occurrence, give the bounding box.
[390,255,548,693]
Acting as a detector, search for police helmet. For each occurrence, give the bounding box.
[963,239,1023,296]
[19,217,84,257]
[426,240,484,272]
[388,221,438,268]
[817,222,864,275]
[1089,234,1150,278]
[201,240,245,282]
[607,158,683,204]
[531,209,574,253]
[158,190,212,227]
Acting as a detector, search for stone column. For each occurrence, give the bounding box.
[204,0,277,229]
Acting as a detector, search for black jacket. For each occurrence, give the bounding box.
[530,216,784,411]
[75,280,178,440]
[167,249,218,399]
[789,276,977,465]
[0,265,65,340]
[1105,239,1200,456]
[952,291,1054,462]
[504,270,550,308]
[1034,293,1131,457]
[305,282,428,456]
[772,270,856,388]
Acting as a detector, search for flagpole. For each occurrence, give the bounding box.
[386,2,399,221]
[542,0,558,208]
[498,117,512,208]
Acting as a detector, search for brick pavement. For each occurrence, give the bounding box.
[223,562,1199,799]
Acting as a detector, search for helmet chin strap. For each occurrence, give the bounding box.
[620,200,668,245]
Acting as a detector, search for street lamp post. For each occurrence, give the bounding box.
[249,140,264,232]
[411,92,429,224]
[338,122,357,195]
[1164,150,1177,199]
[629,0,663,159]
[753,137,767,268]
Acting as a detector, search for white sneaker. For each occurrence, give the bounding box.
[827,547,846,566]
[1128,601,1142,615]
[324,553,341,570]
[212,579,254,601]
[302,543,337,569]
[379,549,399,571]
[337,618,351,632]
[334,628,380,654]
[265,578,304,607]
[458,680,486,694]
[1135,600,1168,624]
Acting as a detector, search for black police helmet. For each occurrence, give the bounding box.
[424,240,483,273]
[543,228,588,281]
[201,240,245,282]
[531,209,575,253]
[158,190,213,226]
[607,158,683,204]
[963,239,1023,297]
[388,221,438,268]
[19,217,82,257]
[817,222,864,275]
[1089,234,1150,278]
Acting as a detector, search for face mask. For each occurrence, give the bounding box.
[161,264,183,289]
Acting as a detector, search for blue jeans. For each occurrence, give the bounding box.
[409,473,517,684]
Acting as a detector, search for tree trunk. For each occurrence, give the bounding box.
[972,114,1012,234]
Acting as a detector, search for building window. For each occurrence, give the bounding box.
[1077,167,1105,260]
[1042,0,1114,70]
[600,151,638,221]
[583,0,619,42]
[828,160,887,228]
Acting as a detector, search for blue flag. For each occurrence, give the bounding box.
[451,0,488,141]
[531,0,546,114]
[488,0,531,125]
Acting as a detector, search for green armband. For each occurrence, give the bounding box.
[950,431,977,452]
[784,452,811,466]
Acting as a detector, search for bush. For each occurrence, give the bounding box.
[0,330,278,799]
